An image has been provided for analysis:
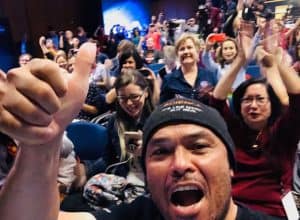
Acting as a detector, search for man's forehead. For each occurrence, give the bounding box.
[149,123,217,141]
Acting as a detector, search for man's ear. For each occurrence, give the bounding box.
[145,90,149,99]
[230,169,234,178]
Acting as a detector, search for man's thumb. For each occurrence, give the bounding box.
[73,42,96,81]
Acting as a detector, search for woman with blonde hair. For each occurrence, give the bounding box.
[160,33,217,104]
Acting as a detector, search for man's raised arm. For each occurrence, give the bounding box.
[0,43,96,220]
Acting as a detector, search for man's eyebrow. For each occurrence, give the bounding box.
[148,130,213,146]
[183,132,215,143]
[147,137,170,147]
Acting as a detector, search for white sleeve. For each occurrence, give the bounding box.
[202,50,219,72]
[60,132,74,158]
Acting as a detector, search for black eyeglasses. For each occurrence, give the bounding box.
[241,96,269,106]
[117,91,145,103]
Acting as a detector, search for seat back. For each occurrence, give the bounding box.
[66,121,108,160]
[246,65,260,78]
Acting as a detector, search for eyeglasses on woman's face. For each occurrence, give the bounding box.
[241,95,269,106]
[117,90,145,103]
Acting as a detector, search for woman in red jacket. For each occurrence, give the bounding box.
[211,36,300,218]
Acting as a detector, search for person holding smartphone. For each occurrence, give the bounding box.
[98,69,154,180]
[61,69,155,211]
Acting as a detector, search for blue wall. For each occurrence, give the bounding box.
[102,0,150,35]
[0,19,16,72]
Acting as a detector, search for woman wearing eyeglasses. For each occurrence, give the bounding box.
[211,38,300,219]
[102,68,154,180]
[106,48,160,105]
[61,69,154,211]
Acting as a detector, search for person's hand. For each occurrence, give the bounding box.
[239,19,255,38]
[39,36,46,45]
[72,162,87,189]
[0,43,96,146]
[254,45,274,68]
[205,33,216,51]
[236,30,248,62]
[213,27,219,33]
[273,46,292,67]
[124,130,143,157]
[139,67,160,104]
[140,67,156,81]
[104,59,113,70]
[198,83,214,98]
[151,15,156,23]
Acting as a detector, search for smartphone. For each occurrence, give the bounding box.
[139,69,151,77]
[242,6,256,22]
[207,33,226,44]
[124,131,142,152]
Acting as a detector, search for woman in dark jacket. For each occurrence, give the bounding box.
[61,69,155,211]
[84,69,155,179]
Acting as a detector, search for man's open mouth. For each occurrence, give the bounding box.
[170,186,204,206]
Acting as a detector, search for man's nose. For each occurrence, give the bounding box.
[171,147,193,178]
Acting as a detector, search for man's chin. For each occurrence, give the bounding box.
[166,199,205,220]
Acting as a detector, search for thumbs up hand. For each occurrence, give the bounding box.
[0,43,96,146]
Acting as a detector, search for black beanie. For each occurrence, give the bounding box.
[142,98,235,173]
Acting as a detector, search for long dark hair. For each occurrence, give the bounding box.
[232,77,283,126]
[232,78,291,173]
[118,48,144,73]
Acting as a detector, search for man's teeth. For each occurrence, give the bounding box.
[171,185,203,206]
[173,186,199,192]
